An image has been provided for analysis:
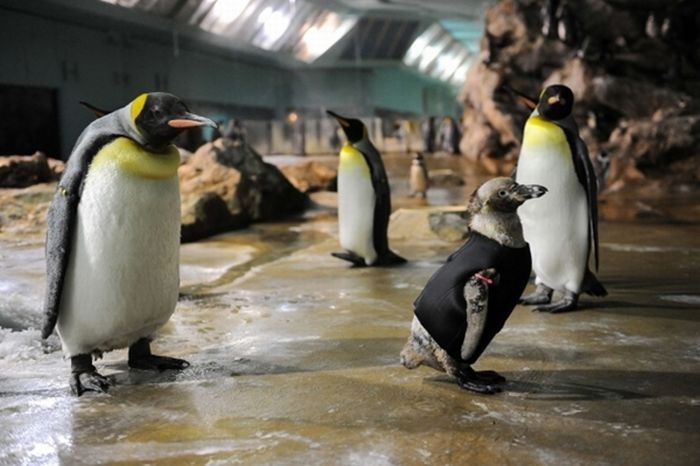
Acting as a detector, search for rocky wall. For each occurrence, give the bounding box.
[460,0,700,192]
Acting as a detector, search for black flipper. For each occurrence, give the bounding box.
[331,250,367,267]
[42,107,136,339]
[561,125,601,272]
[354,138,406,265]
[461,268,497,362]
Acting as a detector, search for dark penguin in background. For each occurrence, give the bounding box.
[43,92,216,395]
[515,84,607,313]
[401,177,547,394]
[327,111,406,267]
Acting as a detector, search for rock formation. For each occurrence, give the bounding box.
[460,0,700,192]
[278,161,337,193]
[0,140,308,241]
[0,152,62,188]
[179,138,309,242]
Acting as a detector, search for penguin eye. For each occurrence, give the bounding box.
[498,190,508,198]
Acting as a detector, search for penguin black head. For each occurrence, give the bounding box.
[327,110,366,144]
[537,85,574,121]
[129,92,216,150]
[469,177,547,214]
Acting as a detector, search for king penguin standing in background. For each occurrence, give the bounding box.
[515,84,607,313]
[43,92,216,395]
[327,111,406,266]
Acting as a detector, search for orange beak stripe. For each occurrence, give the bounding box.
[168,119,206,128]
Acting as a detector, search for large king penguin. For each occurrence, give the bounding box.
[401,177,546,394]
[43,92,216,395]
[327,111,406,266]
[515,84,607,313]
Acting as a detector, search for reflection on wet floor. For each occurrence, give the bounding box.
[1,153,700,465]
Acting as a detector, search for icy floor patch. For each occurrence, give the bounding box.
[659,294,700,305]
[603,243,700,253]
[0,328,60,362]
[0,291,43,331]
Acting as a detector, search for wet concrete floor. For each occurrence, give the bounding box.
[1,154,699,465]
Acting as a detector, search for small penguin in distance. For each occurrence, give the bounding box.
[327,111,406,267]
[515,84,607,313]
[409,152,429,199]
[401,177,547,394]
[43,92,217,395]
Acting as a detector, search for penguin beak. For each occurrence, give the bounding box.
[515,184,548,200]
[547,94,560,105]
[168,112,217,129]
[326,110,350,129]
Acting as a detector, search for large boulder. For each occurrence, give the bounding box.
[279,161,337,193]
[0,153,57,188]
[179,138,308,242]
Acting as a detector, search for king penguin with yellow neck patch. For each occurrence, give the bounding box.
[42,92,216,395]
[515,84,607,313]
[327,111,406,267]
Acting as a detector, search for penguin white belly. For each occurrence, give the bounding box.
[337,147,377,265]
[57,163,181,357]
[517,137,589,293]
[410,165,428,194]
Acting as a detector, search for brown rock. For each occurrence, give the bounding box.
[459,0,700,189]
[178,138,308,242]
[279,161,337,193]
[0,152,53,188]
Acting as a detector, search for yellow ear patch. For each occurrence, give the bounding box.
[130,93,148,123]
[91,137,180,180]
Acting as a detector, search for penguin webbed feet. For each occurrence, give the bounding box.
[519,284,553,305]
[457,365,505,395]
[373,250,407,267]
[128,338,190,372]
[331,251,367,267]
[534,291,578,314]
[70,354,111,396]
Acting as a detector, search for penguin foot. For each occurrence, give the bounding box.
[457,366,502,395]
[128,338,190,372]
[331,251,367,267]
[474,370,506,384]
[535,292,578,313]
[519,284,553,305]
[129,355,190,372]
[374,250,407,266]
[70,354,111,396]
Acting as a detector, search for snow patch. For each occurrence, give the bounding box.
[0,328,60,361]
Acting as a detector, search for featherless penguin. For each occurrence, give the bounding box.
[401,177,546,394]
